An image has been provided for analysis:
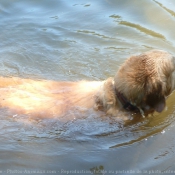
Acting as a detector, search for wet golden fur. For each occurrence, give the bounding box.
[114,50,175,114]
[0,50,174,119]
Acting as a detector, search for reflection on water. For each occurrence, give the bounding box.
[1,0,175,173]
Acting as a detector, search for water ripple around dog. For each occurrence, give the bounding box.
[2,108,174,151]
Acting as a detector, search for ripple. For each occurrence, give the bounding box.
[50,16,59,19]
[77,30,115,39]
[119,21,166,39]
[2,106,173,151]
[154,0,175,17]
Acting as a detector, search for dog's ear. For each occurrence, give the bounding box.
[145,80,166,113]
[146,89,166,113]
[154,96,165,113]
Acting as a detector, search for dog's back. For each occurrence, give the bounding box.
[0,77,103,118]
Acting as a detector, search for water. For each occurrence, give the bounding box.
[1,0,175,174]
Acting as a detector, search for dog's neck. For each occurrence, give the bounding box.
[94,78,141,116]
[114,88,139,113]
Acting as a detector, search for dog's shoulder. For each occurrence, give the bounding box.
[94,77,120,116]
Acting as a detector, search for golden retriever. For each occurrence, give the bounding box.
[0,50,174,120]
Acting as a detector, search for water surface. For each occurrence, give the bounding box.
[1,0,175,174]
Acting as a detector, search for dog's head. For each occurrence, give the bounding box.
[114,50,175,114]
